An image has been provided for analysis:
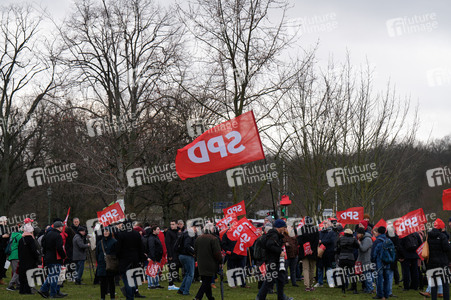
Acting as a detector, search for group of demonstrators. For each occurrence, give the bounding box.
[1,206,451,300]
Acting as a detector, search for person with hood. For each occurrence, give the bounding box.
[371,226,393,300]
[95,226,117,300]
[6,223,23,291]
[177,225,198,296]
[147,225,164,289]
[38,221,67,299]
[420,219,451,299]
[257,219,293,300]
[297,216,319,291]
[336,228,359,293]
[165,220,180,290]
[73,226,90,285]
[356,227,373,294]
[18,222,40,294]
[193,223,222,300]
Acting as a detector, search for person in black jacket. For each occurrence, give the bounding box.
[95,226,117,300]
[114,220,146,300]
[147,225,163,289]
[165,220,180,290]
[18,223,40,294]
[425,219,451,300]
[177,225,197,296]
[221,227,249,288]
[38,221,67,299]
[336,228,359,293]
[399,231,422,291]
[257,219,293,300]
[297,216,319,291]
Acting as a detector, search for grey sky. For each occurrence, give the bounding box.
[7,0,451,142]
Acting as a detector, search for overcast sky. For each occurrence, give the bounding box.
[7,0,451,143]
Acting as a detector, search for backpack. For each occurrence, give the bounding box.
[380,238,396,264]
[404,234,419,251]
[253,235,267,261]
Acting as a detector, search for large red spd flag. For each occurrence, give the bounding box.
[393,208,427,238]
[336,207,364,225]
[176,111,265,180]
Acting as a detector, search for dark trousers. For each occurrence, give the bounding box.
[19,265,32,294]
[195,275,214,300]
[432,283,450,300]
[100,275,115,299]
[393,261,400,284]
[258,264,286,300]
[167,260,179,286]
[286,257,298,286]
[0,251,6,279]
[227,255,246,287]
[401,258,419,290]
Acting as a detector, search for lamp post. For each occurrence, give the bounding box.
[47,186,52,225]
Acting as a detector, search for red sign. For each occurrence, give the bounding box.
[228,217,254,241]
[443,189,451,210]
[416,242,426,261]
[232,221,258,256]
[223,200,246,217]
[217,213,237,230]
[374,219,387,229]
[176,111,265,180]
[337,207,364,225]
[146,260,163,277]
[97,203,125,226]
[303,242,313,255]
[393,208,427,238]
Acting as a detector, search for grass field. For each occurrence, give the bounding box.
[0,263,425,300]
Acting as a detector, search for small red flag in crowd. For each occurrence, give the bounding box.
[442,188,451,210]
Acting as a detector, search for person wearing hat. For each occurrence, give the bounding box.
[419,218,451,300]
[73,226,90,285]
[18,222,40,294]
[371,226,394,300]
[38,221,67,298]
[257,219,293,300]
[336,228,359,293]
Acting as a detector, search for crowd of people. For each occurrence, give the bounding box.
[0,213,451,300]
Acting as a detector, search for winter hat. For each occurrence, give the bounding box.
[24,223,34,233]
[363,214,370,220]
[77,226,87,232]
[434,218,445,230]
[356,227,366,235]
[344,228,353,235]
[377,226,386,234]
[274,219,287,228]
[387,225,395,237]
[53,221,64,228]
[359,220,369,230]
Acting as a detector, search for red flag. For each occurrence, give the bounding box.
[227,217,254,241]
[296,217,306,231]
[63,207,71,226]
[217,213,237,231]
[223,200,246,217]
[337,207,364,225]
[97,203,126,226]
[176,111,265,180]
[232,222,258,255]
[393,208,427,238]
[374,219,387,229]
[146,260,163,277]
[219,228,228,240]
[443,189,451,210]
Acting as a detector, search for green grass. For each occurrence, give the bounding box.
[0,263,424,299]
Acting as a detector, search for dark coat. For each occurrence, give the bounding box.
[336,234,359,262]
[321,228,338,266]
[426,228,451,269]
[165,228,179,260]
[297,225,319,259]
[399,232,422,259]
[115,227,146,274]
[264,228,284,264]
[283,235,298,259]
[221,229,240,259]
[95,236,117,277]
[18,235,40,272]
[178,231,196,256]
[194,233,222,276]
[147,233,163,262]
[64,227,76,261]
[42,227,66,265]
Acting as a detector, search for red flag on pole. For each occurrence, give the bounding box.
[443,189,451,210]
[393,208,427,238]
[374,219,387,229]
[176,111,265,180]
[223,200,246,217]
[97,203,126,227]
[336,207,364,225]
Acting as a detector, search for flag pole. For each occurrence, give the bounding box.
[265,158,278,219]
